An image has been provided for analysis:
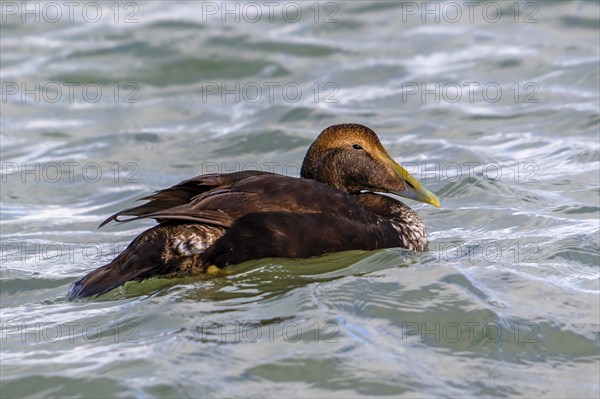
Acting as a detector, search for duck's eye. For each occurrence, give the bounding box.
[352,144,363,150]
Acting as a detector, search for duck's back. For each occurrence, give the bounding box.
[101,171,380,228]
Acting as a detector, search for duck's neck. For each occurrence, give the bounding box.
[300,150,357,193]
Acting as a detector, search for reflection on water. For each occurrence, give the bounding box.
[1,1,599,397]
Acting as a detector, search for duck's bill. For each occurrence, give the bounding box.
[384,157,441,208]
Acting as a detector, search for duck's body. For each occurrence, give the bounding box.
[67,124,439,300]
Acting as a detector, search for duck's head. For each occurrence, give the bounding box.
[300,123,440,208]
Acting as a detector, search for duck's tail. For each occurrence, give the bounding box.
[66,257,152,300]
[66,223,224,300]
[66,227,169,300]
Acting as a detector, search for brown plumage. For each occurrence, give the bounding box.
[67,124,440,300]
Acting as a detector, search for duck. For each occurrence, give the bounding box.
[67,123,440,300]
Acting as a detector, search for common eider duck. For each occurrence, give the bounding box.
[67,123,440,300]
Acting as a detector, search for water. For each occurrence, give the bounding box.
[1,1,599,397]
